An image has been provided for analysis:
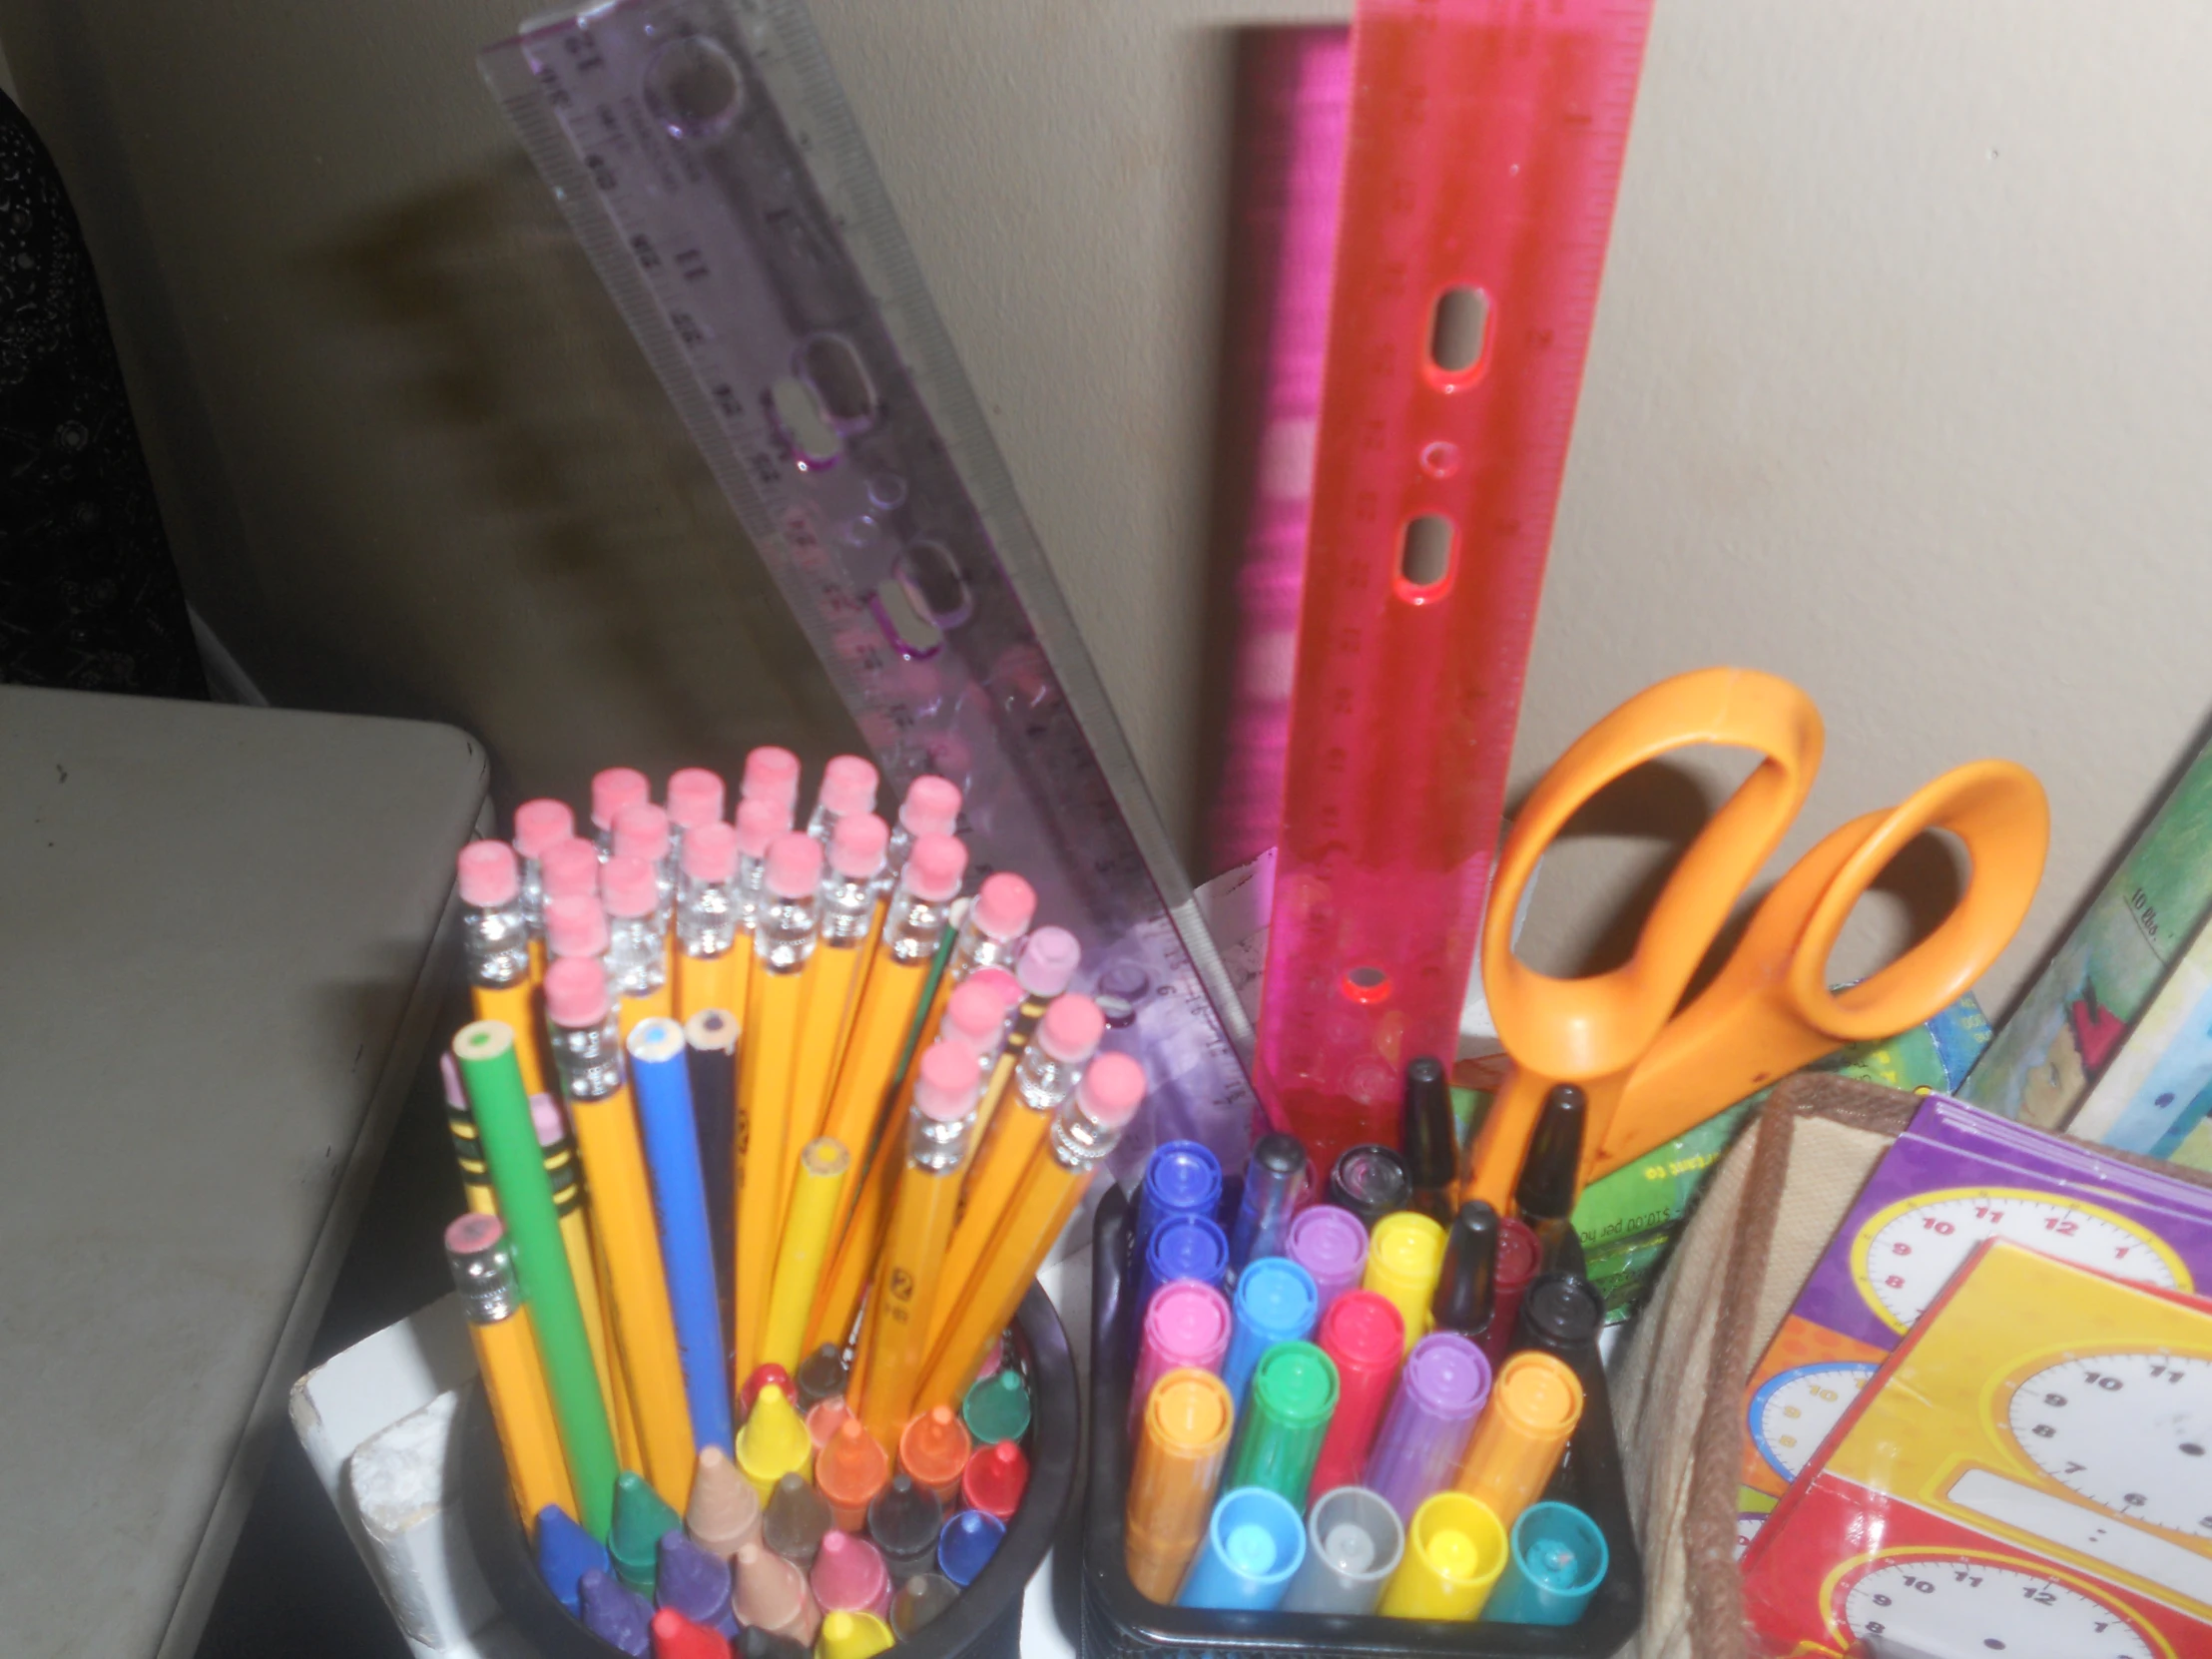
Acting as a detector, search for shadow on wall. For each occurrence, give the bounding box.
[302,153,859,812]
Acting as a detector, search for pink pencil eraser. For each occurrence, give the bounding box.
[742,746,802,809]
[540,837,600,902]
[601,853,658,919]
[590,767,650,830]
[829,812,889,878]
[764,831,826,900]
[735,797,787,858]
[965,966,1022,1013]
[444,1212,505,1255]
[944,977,1013,1049]
[903,834,968,903]
[1015,926,1081,998]
[544,894,609,959]
[681,821,740,884]
[819,755,879,819]
[512,799,575,859]
[898,775,962,838]
[530,1095,569,1148]
[544,955,611,1028]
[1035,993,1105,1063]
[613,802,670,863]
[971,872,1036,941]
[1077,1050,1146,1128]
[912,1040,982,1121]
[456,840,519,907]
[665,767,726,830]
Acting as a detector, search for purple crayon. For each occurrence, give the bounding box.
[657,1529,740,1638]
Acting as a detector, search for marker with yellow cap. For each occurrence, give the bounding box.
[1124,1368,1235,1604]
[1452,1351,1584,1534]
[1379,1490,1507,1621]
[1362,1211,1447,1355]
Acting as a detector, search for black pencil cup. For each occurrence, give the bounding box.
[1080,1184,1643,1659]
[463,1282,1081,1659]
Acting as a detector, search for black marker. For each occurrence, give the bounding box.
[1430,1199,1501,1340]
[1513,1083,1587,1269]
[1400,1055,1458,1224]
[1329,1143,1410,1232]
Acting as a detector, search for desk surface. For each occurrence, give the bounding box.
[0,688,487,1658]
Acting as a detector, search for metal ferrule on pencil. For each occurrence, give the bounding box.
[1046,1084,1129,1173]
[605,909,666,998]
[817,864,877,947]
[754,886,820,975]
[446,1231,522,1326]
[1011,1038,1084,1119]
[905,1101,976,1176]
[676,865,738,957]
[881,873,955,966]
[462,894,530,989]
[548,1007,624,1103]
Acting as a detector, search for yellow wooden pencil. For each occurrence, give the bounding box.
[673,820,743,1021]
[762,1137,851,1375]
[446,1212,577,1533]
[783,814,886,1221]
[906,871,1036,1065]
[728,797,789,1034]
[966,926,1080,1156]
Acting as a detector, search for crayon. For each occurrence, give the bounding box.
[656,1531,739,1639]
[866,1473,944,1583]
[611,1470,681,1596]
[649,1607,729,1659]
[959,1369,1031,1445]
[764,1470,833,1571]
[734,1382,813,1502]
[818,1610,895,1659]
[795,1343,850,1414]
[816,1416,891,1533]
[734,1539,822,1644]
[897,1405,971,1506]
[581,1565,654,1655]
[960,1439,1030,1521]
[889,1572,959,1638]
[936,1509,1004,1588]
[813,1529,892,1618]
[536,1503,610,1615]
[684,1444,762,1560]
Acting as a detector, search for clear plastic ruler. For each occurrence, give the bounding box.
[479,0,1258,1167]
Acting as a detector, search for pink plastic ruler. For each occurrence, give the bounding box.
[1258,0,1655,1171]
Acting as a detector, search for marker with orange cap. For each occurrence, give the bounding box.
[458,840,548,1097]
[789,814,889,1180]
[590,767,651,857]
[816,1416,891,1532]
[734,831,825,1380]
[512,798,575,980]
[896,1404,971,1506]
[1123,1367,1235,1603]
[604,851,673,1038]
[930,992,1104,1354]
[1452,1351,1584,1534]
[855,1041,983,1445]
[546,955,698,1511]
[1379,1490,1508,1620]
[812,832,969,1304]
[913,1050,1149,1413]
[672,820,741,1021]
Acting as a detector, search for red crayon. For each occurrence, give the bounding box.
[1308,1290,1405,1495]
[651,1606,732,1659]
[959,1439,1030,1520]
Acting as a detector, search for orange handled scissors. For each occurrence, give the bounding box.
[1461,667,2049,1209]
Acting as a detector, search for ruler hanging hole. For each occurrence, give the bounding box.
[770,376,843,467]
[869,579,943,661]
[798,332,878,431]
[1395,514,1456,599]
[643,36,745,139]
[893,540,973,632]
[1427,284,1492,381]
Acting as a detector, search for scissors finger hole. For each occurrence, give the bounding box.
[1808,828,1970,999]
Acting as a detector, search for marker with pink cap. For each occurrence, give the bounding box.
[601,852,668,1014]
[456,840,529,991]
[808,755,880,845]
[511,799,575,939]
[1128,1278,1235,1435]
[881,774,961,894]
[590,767,651,854]
[740,746,802,815]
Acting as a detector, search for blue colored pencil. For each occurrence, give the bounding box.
[626,1016,735,1454]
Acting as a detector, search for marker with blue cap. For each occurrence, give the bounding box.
[1135,1140,1223,1254]
[1177,1486,1306,1611]
[1137,1214,1230,1315]
[1219,1257,1319,1408]
[1482,1500,1608,1625]
[936,1508,1006,1587]
[1227,1132,1308,1269]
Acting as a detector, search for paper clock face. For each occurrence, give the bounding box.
[2005,1353,2212,1538]
[1852,1188,2185,1333]
[1750,1361,1879,1482]
[1835,1553,2159,1658]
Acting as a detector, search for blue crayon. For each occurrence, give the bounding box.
[627,1017,734,1453]
[1484,1501,1608,1626]
[1220,1257,1319,1408]
[937,1508,1006,1587]
[535,1504,609,1615]
[1137,1214,1230,1317]
[657,1528,740,1637]
[1136,1140,1224,1253]
[579,1566,653,1656]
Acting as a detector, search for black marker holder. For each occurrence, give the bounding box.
[464,1282,1082,1659]
[1081,1185,1643,1659]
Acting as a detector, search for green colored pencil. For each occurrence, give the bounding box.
[455,1019,620,1537]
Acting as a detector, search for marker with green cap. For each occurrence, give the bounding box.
[1224,1341,1339,1510]
[960,1369,1032,1445]
[609,1470,681,1595]
[454,1020,619,1536]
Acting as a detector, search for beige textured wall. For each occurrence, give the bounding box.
[5,0,2211,1012]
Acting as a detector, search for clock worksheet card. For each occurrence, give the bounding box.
[1740,1241,2212,1659]
[1735,1095,2212,1522]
